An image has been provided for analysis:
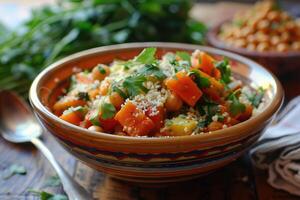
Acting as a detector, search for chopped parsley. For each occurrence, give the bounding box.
[77,92,90,101]
[134,47,157,64]
[3,164,27,179]
[176,51,191,65]
[228,92,246,116]
[97,64,106,74]
[100,103,116,119]
[137,63,166,80]
[215,58,231,84]
[112,85,128,99]
[28,189,68,200]
[89,110,101,126]
[189,69,210,88]
[123,75,149,97]
[247,87,265,107]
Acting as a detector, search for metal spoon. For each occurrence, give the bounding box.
[0,91,92,200]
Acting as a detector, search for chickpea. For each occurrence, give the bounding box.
[292,42,300,51]
[271,36,280,46]
[280,32,291,43]
[257,20,270,31]
[234,39,247,48]
[165,92,182,112]
[99,79,110,96]
[88,125,103,132]
[277,43,289,52]
[109,92,124,109]
[92,64,110,81]
[208,121,223,132]
[247,34,257,44]
[246,43,256,51]
[256,42,269,52]
[241,27,252,37]
[267,11,280,21]
[255,32,268,43]
[280,12,290,21]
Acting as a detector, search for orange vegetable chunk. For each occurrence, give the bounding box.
[114,101,155,136]
[59,111,82,125]
[165,71,202,107]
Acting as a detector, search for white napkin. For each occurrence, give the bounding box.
[251,96,300,196]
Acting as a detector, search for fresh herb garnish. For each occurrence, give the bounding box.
[176,51,191,65]
[3,164,27,179]
[28,189,68,200]
[137,63,166,80]
[112,85,128,99]
[89,110,101,126]
[247,87,265,107]
[62,106,87,116]
[77,92,90,101]
[215,58,231,84]
[97,65,106,74]
[189,69,210,88]
[44,175,61,187]
[100,103,116,120]
[134,47,157,64]
[123,75,149,97]
[228,92,246,116]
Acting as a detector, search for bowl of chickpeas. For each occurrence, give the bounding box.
[207,1,300,75]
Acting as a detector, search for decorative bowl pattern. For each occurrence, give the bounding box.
[29,42,283,183]
[207,22,300,75]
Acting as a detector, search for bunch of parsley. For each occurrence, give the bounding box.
[0,0,207,97]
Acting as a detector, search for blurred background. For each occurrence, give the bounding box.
[0,0,299,98]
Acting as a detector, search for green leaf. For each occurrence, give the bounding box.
[28,189,68,200]
[123,75,149,97]
[215,58,231,84]
[176,51,191,65]
[101,103,116,119]
[247,87,265,107]
[44,175,61,187]
[189,69,210,88]
[89,110,101,126]
[228,93,246,116]
[112,85,127,99]
[134,47,157,64]
[137,63,166,80]
[3,164,27,179]
[97,65,106,74]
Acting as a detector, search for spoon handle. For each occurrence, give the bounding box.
[31,137,92,200]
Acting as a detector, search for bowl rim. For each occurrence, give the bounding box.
[207,20,300,58]
[29,42,284,144]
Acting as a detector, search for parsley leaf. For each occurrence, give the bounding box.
[228,92,246,116]
[89,110,101,126]
[137,63,166,80]
[123,75,149,97]
[215,58,231,84]
[247,87,265,107]
[44,175,61,187]
[101,103,116,120]
[28,189,68,200]
[134,47,157,64]
[189,69,210,88]
[3,164,27,179]
[112,85,128,99]
[97,65,106,74]
[77,92,90,101]
[176,51,191,65]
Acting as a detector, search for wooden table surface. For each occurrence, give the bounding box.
[1,2,300,200]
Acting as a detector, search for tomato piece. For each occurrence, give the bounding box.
[145,106,165,132]
[165,71,202,107]
[99,118,118,132]
[114,101,155,136]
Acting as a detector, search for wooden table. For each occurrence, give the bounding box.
[1,2,300,200]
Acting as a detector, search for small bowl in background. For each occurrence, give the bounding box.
[207,22,300,76]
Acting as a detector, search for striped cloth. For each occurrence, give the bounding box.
[251,96,300,196]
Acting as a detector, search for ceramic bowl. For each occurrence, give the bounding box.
[207,22,300,75]
[29,42,283,183]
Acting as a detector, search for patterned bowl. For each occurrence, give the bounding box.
[29,42,283,183]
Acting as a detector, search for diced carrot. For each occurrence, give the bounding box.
[212,68,221,80]
[165,71,202,107]
[192,52,215,75]
[76,73,93,84]
[197,70,224,91]
[114,102,155,136]
[203,87,221,102]
[145,106,165,132]
[53,98,86,112]
[208,121,223,132]
[59,111,82,125]
[88,89,100,99]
